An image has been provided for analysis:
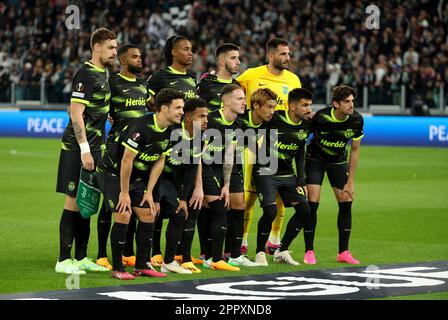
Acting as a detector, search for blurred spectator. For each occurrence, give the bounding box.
[0,0,445,109]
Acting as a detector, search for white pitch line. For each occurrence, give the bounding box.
[9,149,55,158]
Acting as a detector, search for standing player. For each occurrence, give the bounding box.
[197,43,240,260]
[96,88,184,279]
[55,28,117,274]
[146,35,197,266]
[155,98,208,274]
[252,88,313,266]
[237,38,302,254]
[197,43,241,112]
[96,44,150,271]
[227,88,277,267]
[147,35,196,102]
[201,84,246,271]
[304,85,364,265]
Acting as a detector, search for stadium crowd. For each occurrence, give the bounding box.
[0,0,447,109]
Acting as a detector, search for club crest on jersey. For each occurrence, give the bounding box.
[75,82,84,92]
[160,139,169,150]
[282,85,289,95]
[345,129,355,138]
[298,130,308,140]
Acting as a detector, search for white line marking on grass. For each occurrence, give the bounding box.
[9,149,55,158]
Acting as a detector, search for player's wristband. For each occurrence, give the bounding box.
[79,142,91,155]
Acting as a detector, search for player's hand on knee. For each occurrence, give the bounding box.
[117,192,132,213]
[140,192,155,213]
[153,202,160,216]
[176,200,189,220]
[81,152,95,171]
[189,187,204,210]
[220,184,230,209]
[341,183,354,201]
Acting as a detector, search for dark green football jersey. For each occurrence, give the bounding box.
[62,61,110,151]
[146,66,197,99]
[196,73,239,112]
[257,110,311,180]
[234,109,268,163]
[106,73,150,147]
[236,110,268,144]
[306,107,364,164]
[163,121,205,200]
[202,109,237,168]
[97,113,172,183]
[164,121,204,173]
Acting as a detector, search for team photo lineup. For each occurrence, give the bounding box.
[1,0,447,303]
[54,28,364,280]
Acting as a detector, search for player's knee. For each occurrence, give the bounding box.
[154,216,164,230]
[98,204,111,222]
[64,196,79,212]
[209,199,227,237]
[113,212,131,224]
[307,185,321,203]
[291,201,310,222]
[230,201,246,211]
[171,210,186,224]
[261,203,277,223]
[135,209,155,223]
[293,201,311,221]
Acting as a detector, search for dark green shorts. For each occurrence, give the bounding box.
[305,158,349,190]
[253,169,307,207]
[95,172,148,213]
[202,165,244,196]
[56,149,101,197]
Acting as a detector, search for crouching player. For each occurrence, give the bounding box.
[95,88,184,279]
[253,88,314,266]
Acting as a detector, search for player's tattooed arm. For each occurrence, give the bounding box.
[223,142,235,185]
[70,101,87,143]
[73,121,87,142]
[70,101,94,170]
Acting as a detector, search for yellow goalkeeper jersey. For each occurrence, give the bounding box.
[236,65,301,111]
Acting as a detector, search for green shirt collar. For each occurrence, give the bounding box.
[331,108,349,122]
[118,73,137,82]
[85,61,105,73]
[219,109,235,125]
[249,111,262,128]
[168,66,186,75]
[153,114,167,132]
[285,110,301,126]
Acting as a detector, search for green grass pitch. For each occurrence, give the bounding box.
[0,137,447,299]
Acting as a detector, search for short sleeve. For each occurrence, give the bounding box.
[121,119,147,154]
[146,71,164,98]
[71,68,95,105]
[236,70,251,92]
[353,116,364,140]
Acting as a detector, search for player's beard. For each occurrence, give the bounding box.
[128,64,143,74]
[273,59,288,71]
[225,62,239,75]
[101,56,115,68]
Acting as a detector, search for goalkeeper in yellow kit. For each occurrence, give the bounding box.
[236,38,302,254]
